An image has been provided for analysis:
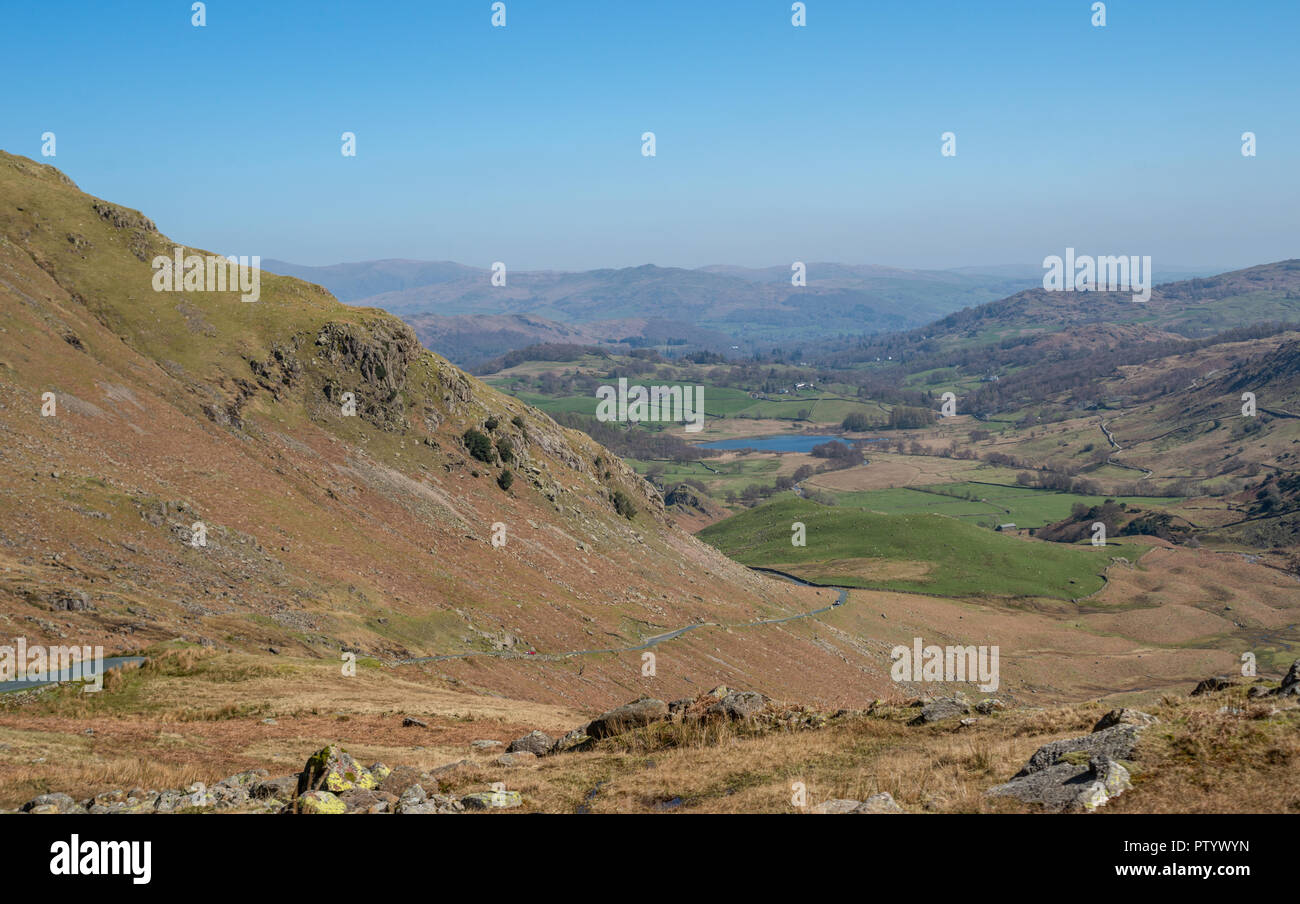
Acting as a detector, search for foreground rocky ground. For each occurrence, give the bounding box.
[7,661,1298,814]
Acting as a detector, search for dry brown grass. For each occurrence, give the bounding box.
[3,646,1296,813]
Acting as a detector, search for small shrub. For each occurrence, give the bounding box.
[612,489,637,520]
[463,428,496,463]
[497,469,515,491]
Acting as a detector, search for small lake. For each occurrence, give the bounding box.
[0,656,146,693]
[697,434,878,453]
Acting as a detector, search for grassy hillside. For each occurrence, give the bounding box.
[699,496,1134,598]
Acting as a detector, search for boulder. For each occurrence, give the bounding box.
[402,717,428,728]
[217,769,267,790]
[853,792,903,813]
[552,727,594,754]
[1191,676,1236,696]
[506,730,554,756]
[298,744,376,795]
[707,691,768,721]
[975,698,1006,715]
[470,739,503,750]
[1092,708,1158,732]
[21,792,81,814]
[251,774,299,800]
[398,793,465,815]
[378,765,432,796]
[587,697,670,739]
[909,695,971,725]
[339,788,397,813]
[809,798,860,814]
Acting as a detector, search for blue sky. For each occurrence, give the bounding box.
[3,0,1297,271]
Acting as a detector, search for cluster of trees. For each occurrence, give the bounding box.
[726,464,817,506]
[551,412,717,463]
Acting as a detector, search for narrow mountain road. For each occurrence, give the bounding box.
[1099,418,1154,479]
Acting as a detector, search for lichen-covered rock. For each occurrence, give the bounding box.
[462,790,523,810]
[298,790,346,814]
[975,698,1005,715]
[298,744,376,795]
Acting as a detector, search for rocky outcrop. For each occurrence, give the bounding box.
[986,724,1144,812]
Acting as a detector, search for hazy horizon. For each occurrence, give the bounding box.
[4,0,1295,273]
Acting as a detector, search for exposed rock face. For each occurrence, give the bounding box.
[315,319,422,430]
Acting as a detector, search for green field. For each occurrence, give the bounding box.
[698,496,1140,599]
[832,482,1182,529]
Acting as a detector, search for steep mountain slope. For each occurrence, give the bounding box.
[0,151,894,709]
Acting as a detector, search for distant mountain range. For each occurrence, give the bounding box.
[262,258,1221,366]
